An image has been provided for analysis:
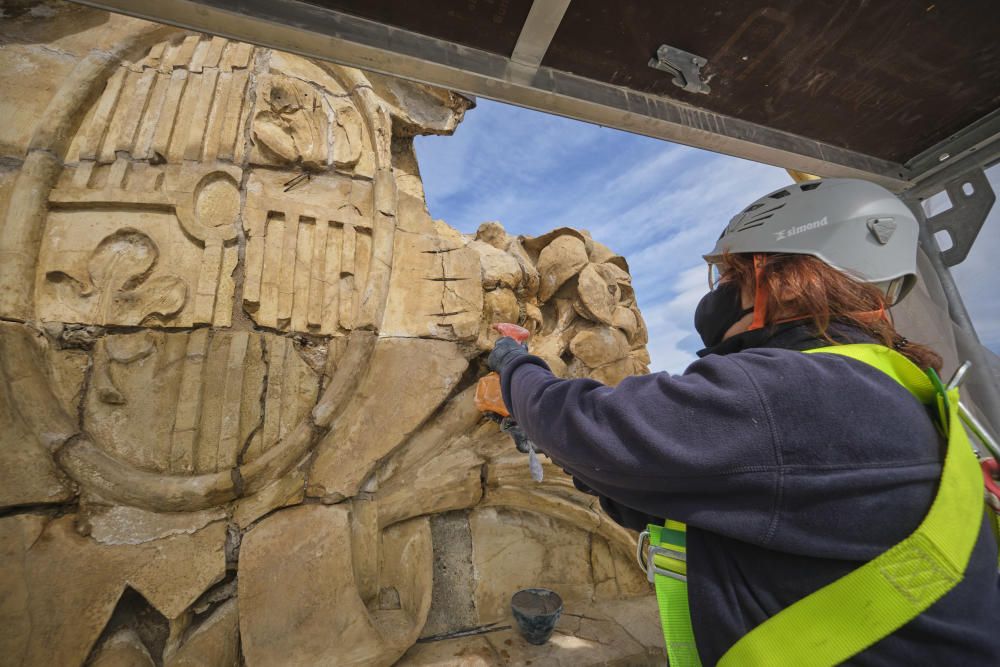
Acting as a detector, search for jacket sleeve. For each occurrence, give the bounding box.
[568,473,658,531]
[499,353,783,546]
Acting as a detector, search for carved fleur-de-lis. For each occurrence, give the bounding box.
[46,228,187,325]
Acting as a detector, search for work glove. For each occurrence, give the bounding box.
[487,336,528,375]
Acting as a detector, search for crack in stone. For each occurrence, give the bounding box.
[228,46,263,331]
[443,281,479,310]
[229,465,245,498]
[0,501,79,521]
[75,347,95,439]
[236,336,267,466]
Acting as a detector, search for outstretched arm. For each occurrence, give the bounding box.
[499,352,781,544]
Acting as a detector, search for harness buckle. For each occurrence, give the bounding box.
[636,530,688,584]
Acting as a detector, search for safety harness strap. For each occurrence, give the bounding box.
[647,522,701,667]
[643,344,984,667]
[720,344,982,666]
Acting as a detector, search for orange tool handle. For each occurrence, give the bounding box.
[474,372,508,417]
[474,323,531,416]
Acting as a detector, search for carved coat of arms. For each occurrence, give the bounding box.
[0,19,655,667]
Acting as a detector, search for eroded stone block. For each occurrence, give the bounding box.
[0,514,225,666]
[165,598,240,667]
[308,337,469,499]
[469,507,596,625]
[238,505,431,666]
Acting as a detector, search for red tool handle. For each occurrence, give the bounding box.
[495,323,530,344]
[983,458,1000,512]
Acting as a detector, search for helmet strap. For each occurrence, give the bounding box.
[854,305,889,325]
[747,254,769,331]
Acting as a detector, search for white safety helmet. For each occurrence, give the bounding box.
[704,179,919,304]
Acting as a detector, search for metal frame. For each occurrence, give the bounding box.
[903,171,1000,428]
[919,170,996,268]
[905,109,1000,188]
[510,0,572,68]
[73,0,910,190]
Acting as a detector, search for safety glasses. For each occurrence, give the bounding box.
[707,262,725,291]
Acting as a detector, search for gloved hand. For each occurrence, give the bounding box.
[487,336,528,374]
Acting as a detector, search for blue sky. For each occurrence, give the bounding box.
[415,98,1000,373]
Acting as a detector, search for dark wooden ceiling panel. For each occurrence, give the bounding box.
[542,0,1000,163]
[302,0,534,56]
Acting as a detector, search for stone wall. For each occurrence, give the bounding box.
[0,4,663,665]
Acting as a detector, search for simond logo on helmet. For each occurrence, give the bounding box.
[774,216,828,241]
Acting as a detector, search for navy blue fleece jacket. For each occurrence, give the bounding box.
[499,326,1000,665]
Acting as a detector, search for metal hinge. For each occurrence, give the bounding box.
[648,44,711,95]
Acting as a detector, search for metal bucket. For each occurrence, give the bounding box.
[510,588,563,645]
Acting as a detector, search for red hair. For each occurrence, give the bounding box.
[721,253,942,372]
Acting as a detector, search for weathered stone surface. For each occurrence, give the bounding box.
[470,239,523,291]
[231,469,306,529]
[536,235,589,303]
[90,628,156,667]
[241,169,375,334]
[0,6,145,61]
[308,338,469,499]
[469,507,596,624]
[81,330,318,476]
[0,382,74,507]
[0,43,77,157]
[421,511,479,638]
[165,598,239,667]
[381,230,484,340]
[397,597,664,666]
[48,344,89,415]
[376,386,484,526]
[85,504,227,545]
[0,321,79,448]
[0,160,20,227]
[569,326,630,369]
[484,597,664,666]
[396,636,499,666]
[0,514,48,665]
[595,597,666,656]
[365,71,473,137]
[592,535,651,600]
[576,263,621,325]
[0,323,75,507]
[478,288,521,350]
[239,505,431,666]
[0,514,225,666]
[379,444,484,527]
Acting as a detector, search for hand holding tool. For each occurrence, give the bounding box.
[476,324,544,481]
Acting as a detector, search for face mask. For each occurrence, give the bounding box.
[694,281,754,349]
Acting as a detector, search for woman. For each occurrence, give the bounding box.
[488,179,1000,665]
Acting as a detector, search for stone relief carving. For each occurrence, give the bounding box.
[469,222,650,384]
[45,228,188,326]
[242,170,375,333]
[0,10,663,666]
